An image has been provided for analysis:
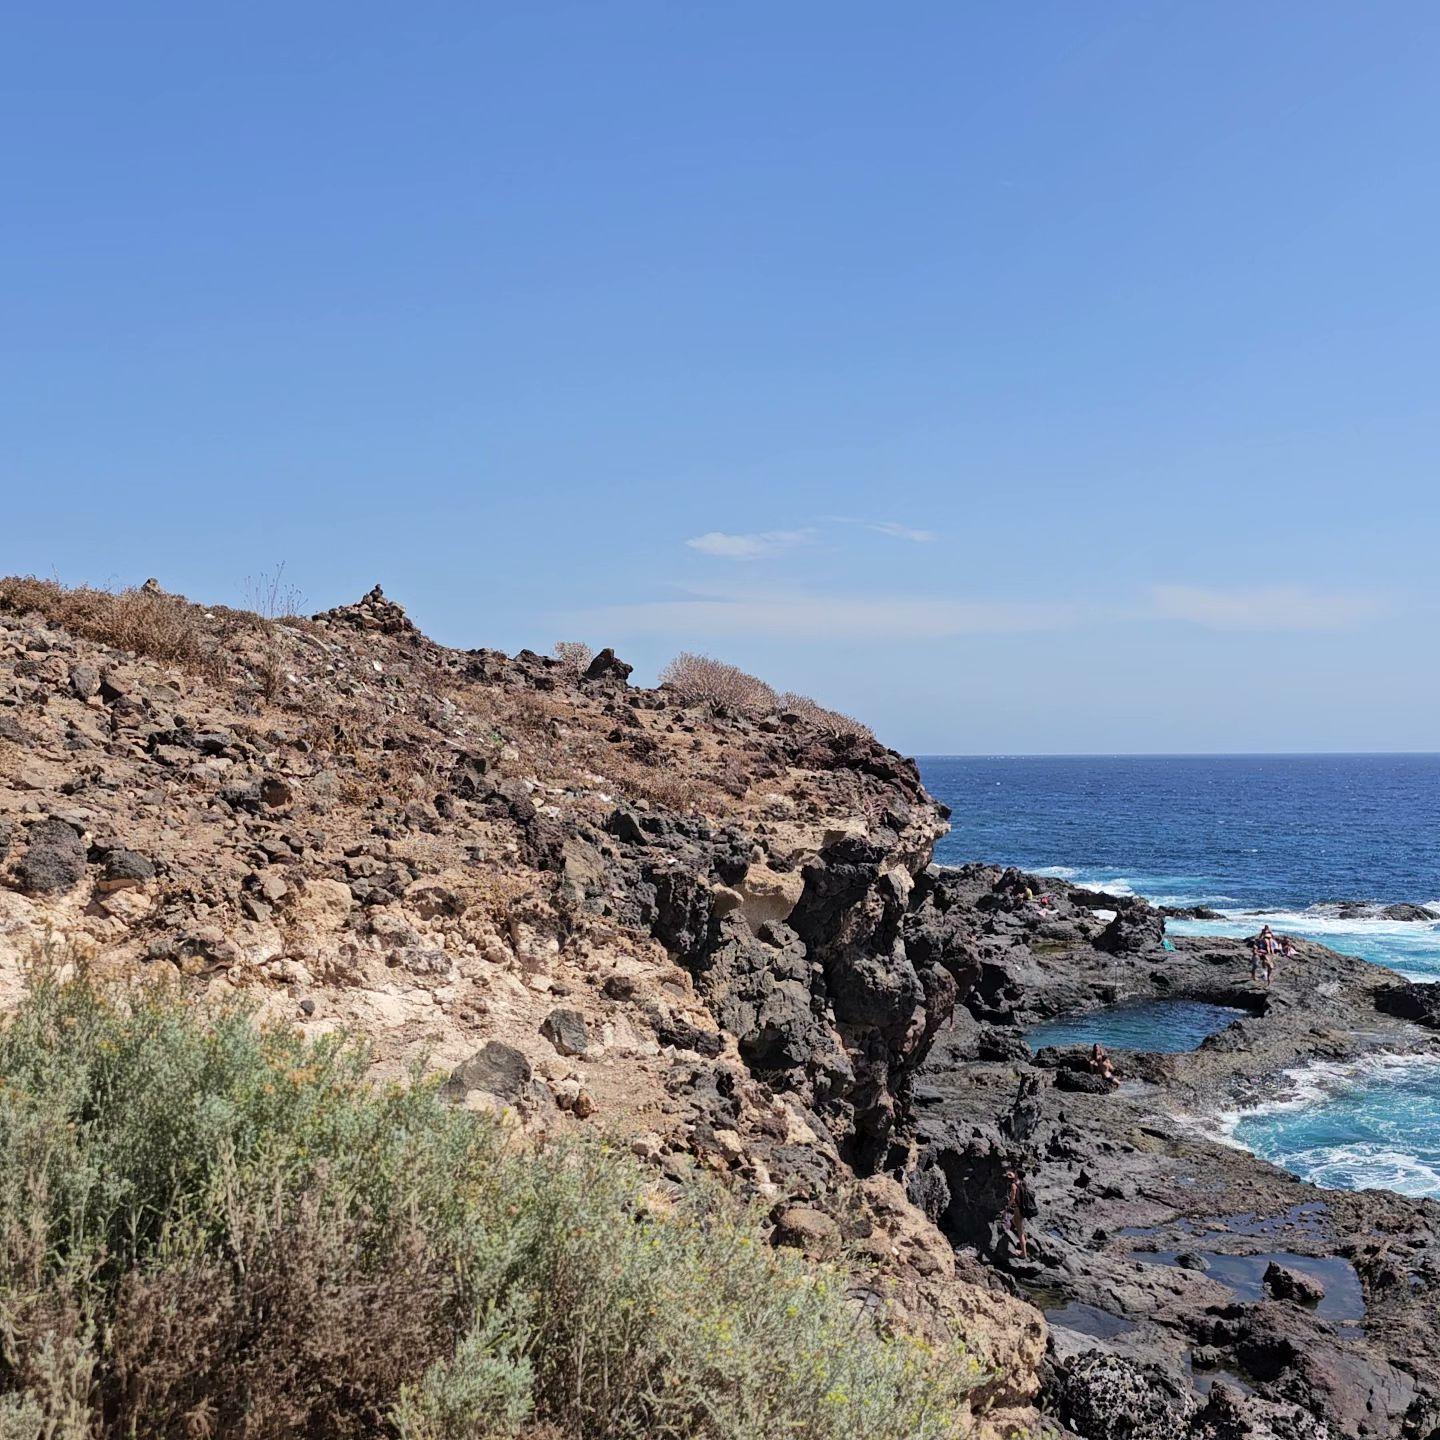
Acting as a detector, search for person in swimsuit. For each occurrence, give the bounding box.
[1003,1166,1032,1260]
[1089,1042,1116,1086]
[1250,936,1270,984]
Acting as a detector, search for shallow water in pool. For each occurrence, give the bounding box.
[1026,998,1247,1054]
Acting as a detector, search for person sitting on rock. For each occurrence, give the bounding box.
[1088,1041,1117,1087]
[1280,935,1298,961]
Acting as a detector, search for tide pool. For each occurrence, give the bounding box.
[1027,999,1246,1054]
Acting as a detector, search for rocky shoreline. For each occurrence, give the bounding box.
[909,864,1440,1438]
[4,582,1438,1438]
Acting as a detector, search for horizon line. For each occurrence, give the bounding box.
[913,750,1440,760]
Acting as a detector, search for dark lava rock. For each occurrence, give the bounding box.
[1191,1383,1327,1440]
[1051,1351,1194,1440]
[1380,903,1438,922]
[68,662,100,699]
[442,1041,536,1103]
[1177,1251,1211,1272]
[1374,980,1440,1029]
[1056,1068,1114,1094]
[1263,1261,1325,1306]
[96,847,155,891]
[583,647,633,686]
[15,817,86,894]
[648,1011,724,1058]
[540,1007,591,1057]
[1096,906,1168,955]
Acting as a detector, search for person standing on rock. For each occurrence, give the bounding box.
[1250,931,1276,986]
[1003,1166,1034,1261]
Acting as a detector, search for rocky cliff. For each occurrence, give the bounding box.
[0,578,1042,1436]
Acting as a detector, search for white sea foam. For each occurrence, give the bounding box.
[1168,904,1440,982]
[1209,1051,1440,1197]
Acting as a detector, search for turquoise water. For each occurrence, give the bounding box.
[1027,999,1246,1054]
[1224,1056,1440,1198]
[1166,910,1440,982]
[919,755,1440,1198]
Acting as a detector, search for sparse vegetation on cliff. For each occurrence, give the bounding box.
[0,976,983,1440]
[0,576,233,680]
[658,652,872,738]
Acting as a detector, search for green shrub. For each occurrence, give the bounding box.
[0,977,983,1439]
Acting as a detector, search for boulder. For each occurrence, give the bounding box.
[96,848,155,892]
[68,662,100,700]
[583,647,633,686]
[15,817,86,895]
[1375,980,1440,1029]
[1096,906,1167,954]
[1051,1352,1195,1440]
[1263,1261,1325,1306]
[771,1206,841,1257]
[442,1041,536,1104]
[540,1007,591,1057]
[1380,903,1438,922]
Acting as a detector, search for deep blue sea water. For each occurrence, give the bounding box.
[919,755,1440,1197]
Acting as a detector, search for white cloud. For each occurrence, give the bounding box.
[568,589,1082,641]
[823,515,938,543]
[866,521,937,543]
[1150,585,1386,631]
[684,528,815,561]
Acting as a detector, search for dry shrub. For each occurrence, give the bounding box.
[0,576,227,679]
[777,692,874,741]
[107,1210,454,1440]
[658,652,778,715]
[241,562,306,621]
[550,640,594,676]
[254,646,287,704]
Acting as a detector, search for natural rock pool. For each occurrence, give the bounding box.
[1026,998,1247,1054]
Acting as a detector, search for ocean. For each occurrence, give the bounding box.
[919,754,1440,1198]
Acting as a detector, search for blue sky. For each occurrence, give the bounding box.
[4,2,1437,754]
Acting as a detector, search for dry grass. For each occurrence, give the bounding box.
[0,576,229,680]
[241,562,307,621]
[607,755,714,815]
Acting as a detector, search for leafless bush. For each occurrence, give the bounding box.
[657,652,778,715]
[777,691,874,740]
[242,562,306,620]
[551,640,594,675]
